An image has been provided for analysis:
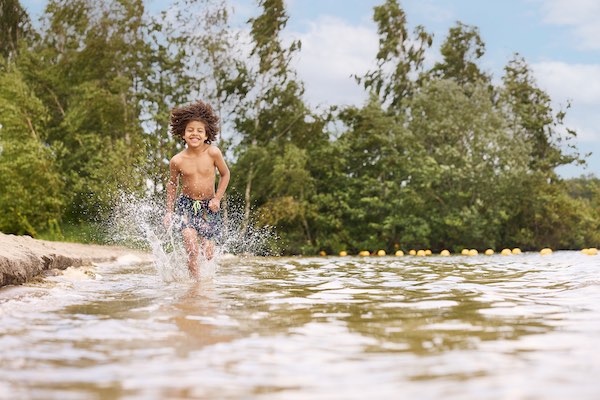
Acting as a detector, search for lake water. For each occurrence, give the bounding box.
[1,252,599,399]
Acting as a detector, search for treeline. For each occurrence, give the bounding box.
[0,0,598,253]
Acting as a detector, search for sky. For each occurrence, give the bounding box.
[21,0,600,177]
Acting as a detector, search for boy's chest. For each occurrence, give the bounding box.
[179,157,214,177]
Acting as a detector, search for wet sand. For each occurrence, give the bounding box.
[0,232,150,287]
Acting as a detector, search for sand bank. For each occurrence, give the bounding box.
[0,232,150,287]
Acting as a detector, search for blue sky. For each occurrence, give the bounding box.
[22,0,600,177]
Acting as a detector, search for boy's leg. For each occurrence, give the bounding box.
[201,238,215,260]
[182,227,200,278]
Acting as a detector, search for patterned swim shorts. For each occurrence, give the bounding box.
[175,195,222,240]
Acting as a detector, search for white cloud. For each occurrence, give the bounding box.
[532,61,600,144]
[285,15,443,109]
[532,62,600,105]
[537,0,600,50]
[285,16,379,108]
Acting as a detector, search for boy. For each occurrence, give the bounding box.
[163,100,230,278]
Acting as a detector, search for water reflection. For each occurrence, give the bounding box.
[0,252,599,398]
[170,282,241,352]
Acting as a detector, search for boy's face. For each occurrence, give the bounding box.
[183,120,207,147]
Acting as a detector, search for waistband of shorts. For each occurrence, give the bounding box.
[178,195,211,204]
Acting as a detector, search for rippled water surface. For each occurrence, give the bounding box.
[1,252,599,399]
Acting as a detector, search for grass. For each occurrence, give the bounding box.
[37,221,111,245]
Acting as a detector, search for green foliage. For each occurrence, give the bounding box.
[407,79,522,249]
[0,0,32,60]
[358,0,432,110]
[0,63,64,235]
[17,0,151,221]
[430,22,490,85]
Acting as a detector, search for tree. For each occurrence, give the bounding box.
[501,54,580,174]
[229,0,325,250]
[0,63,63,235]
[0,0,31,60]
[408,79,528,249]
[332,97,417,251]
[357,0,432,111]
[17,0,154,222]
[498,54,585,248]
[429,22,490,85]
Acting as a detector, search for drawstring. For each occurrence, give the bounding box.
[192,200,202,215]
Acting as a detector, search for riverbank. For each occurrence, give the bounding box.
[0,232,151,288]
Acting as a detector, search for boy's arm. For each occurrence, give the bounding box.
[210,148,230,211]
[214,148,230,201]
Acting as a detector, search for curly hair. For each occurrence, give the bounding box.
[169,100,220,144]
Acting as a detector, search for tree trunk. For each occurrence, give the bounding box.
[241,162,254,236]
[301,212,312,244]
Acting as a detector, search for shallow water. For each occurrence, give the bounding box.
[1,252,599,399]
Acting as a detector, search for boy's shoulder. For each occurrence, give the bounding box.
[170,150,186,163]
[207,145,223,157]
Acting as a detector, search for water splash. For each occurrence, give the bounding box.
[107,191,276,282]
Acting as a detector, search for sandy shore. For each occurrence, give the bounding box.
[0,232,151,287]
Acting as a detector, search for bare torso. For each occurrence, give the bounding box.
[173,147,216,200]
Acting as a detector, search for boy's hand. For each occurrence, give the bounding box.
[208,198,220,212]
[163,212,173,229]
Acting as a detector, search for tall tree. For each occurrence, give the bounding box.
[0,0,31,60]
[497,54,584,248]
[408,79,526,249]
[333,97,416,251]
[501,54,580,174]
[357,0,432,111]
[429,22,490,85]
[230,0,324,246]
[0,63,64,235]
[18,0,153,221]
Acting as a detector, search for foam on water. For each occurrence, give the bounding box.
[107,191,275,283]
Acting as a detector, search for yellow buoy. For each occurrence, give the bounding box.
[440,249,450,256]
[500,248,512,256]
[512,248,522,255]
[424,249,432,256]
[417,250,426,257]
[461,249,469,256]
[484,249,494,256]
[339,251,348,257]
[409,249,416,256]
[395,250,404,256]
[540,248,553,255]
[319,250,327,256]
[377,249,386,256]
[359,250,370,257]
[586,247,597,255]
[582,248,589,254]
[468,249,478,256]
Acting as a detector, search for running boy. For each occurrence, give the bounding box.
[163,100,230,278]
